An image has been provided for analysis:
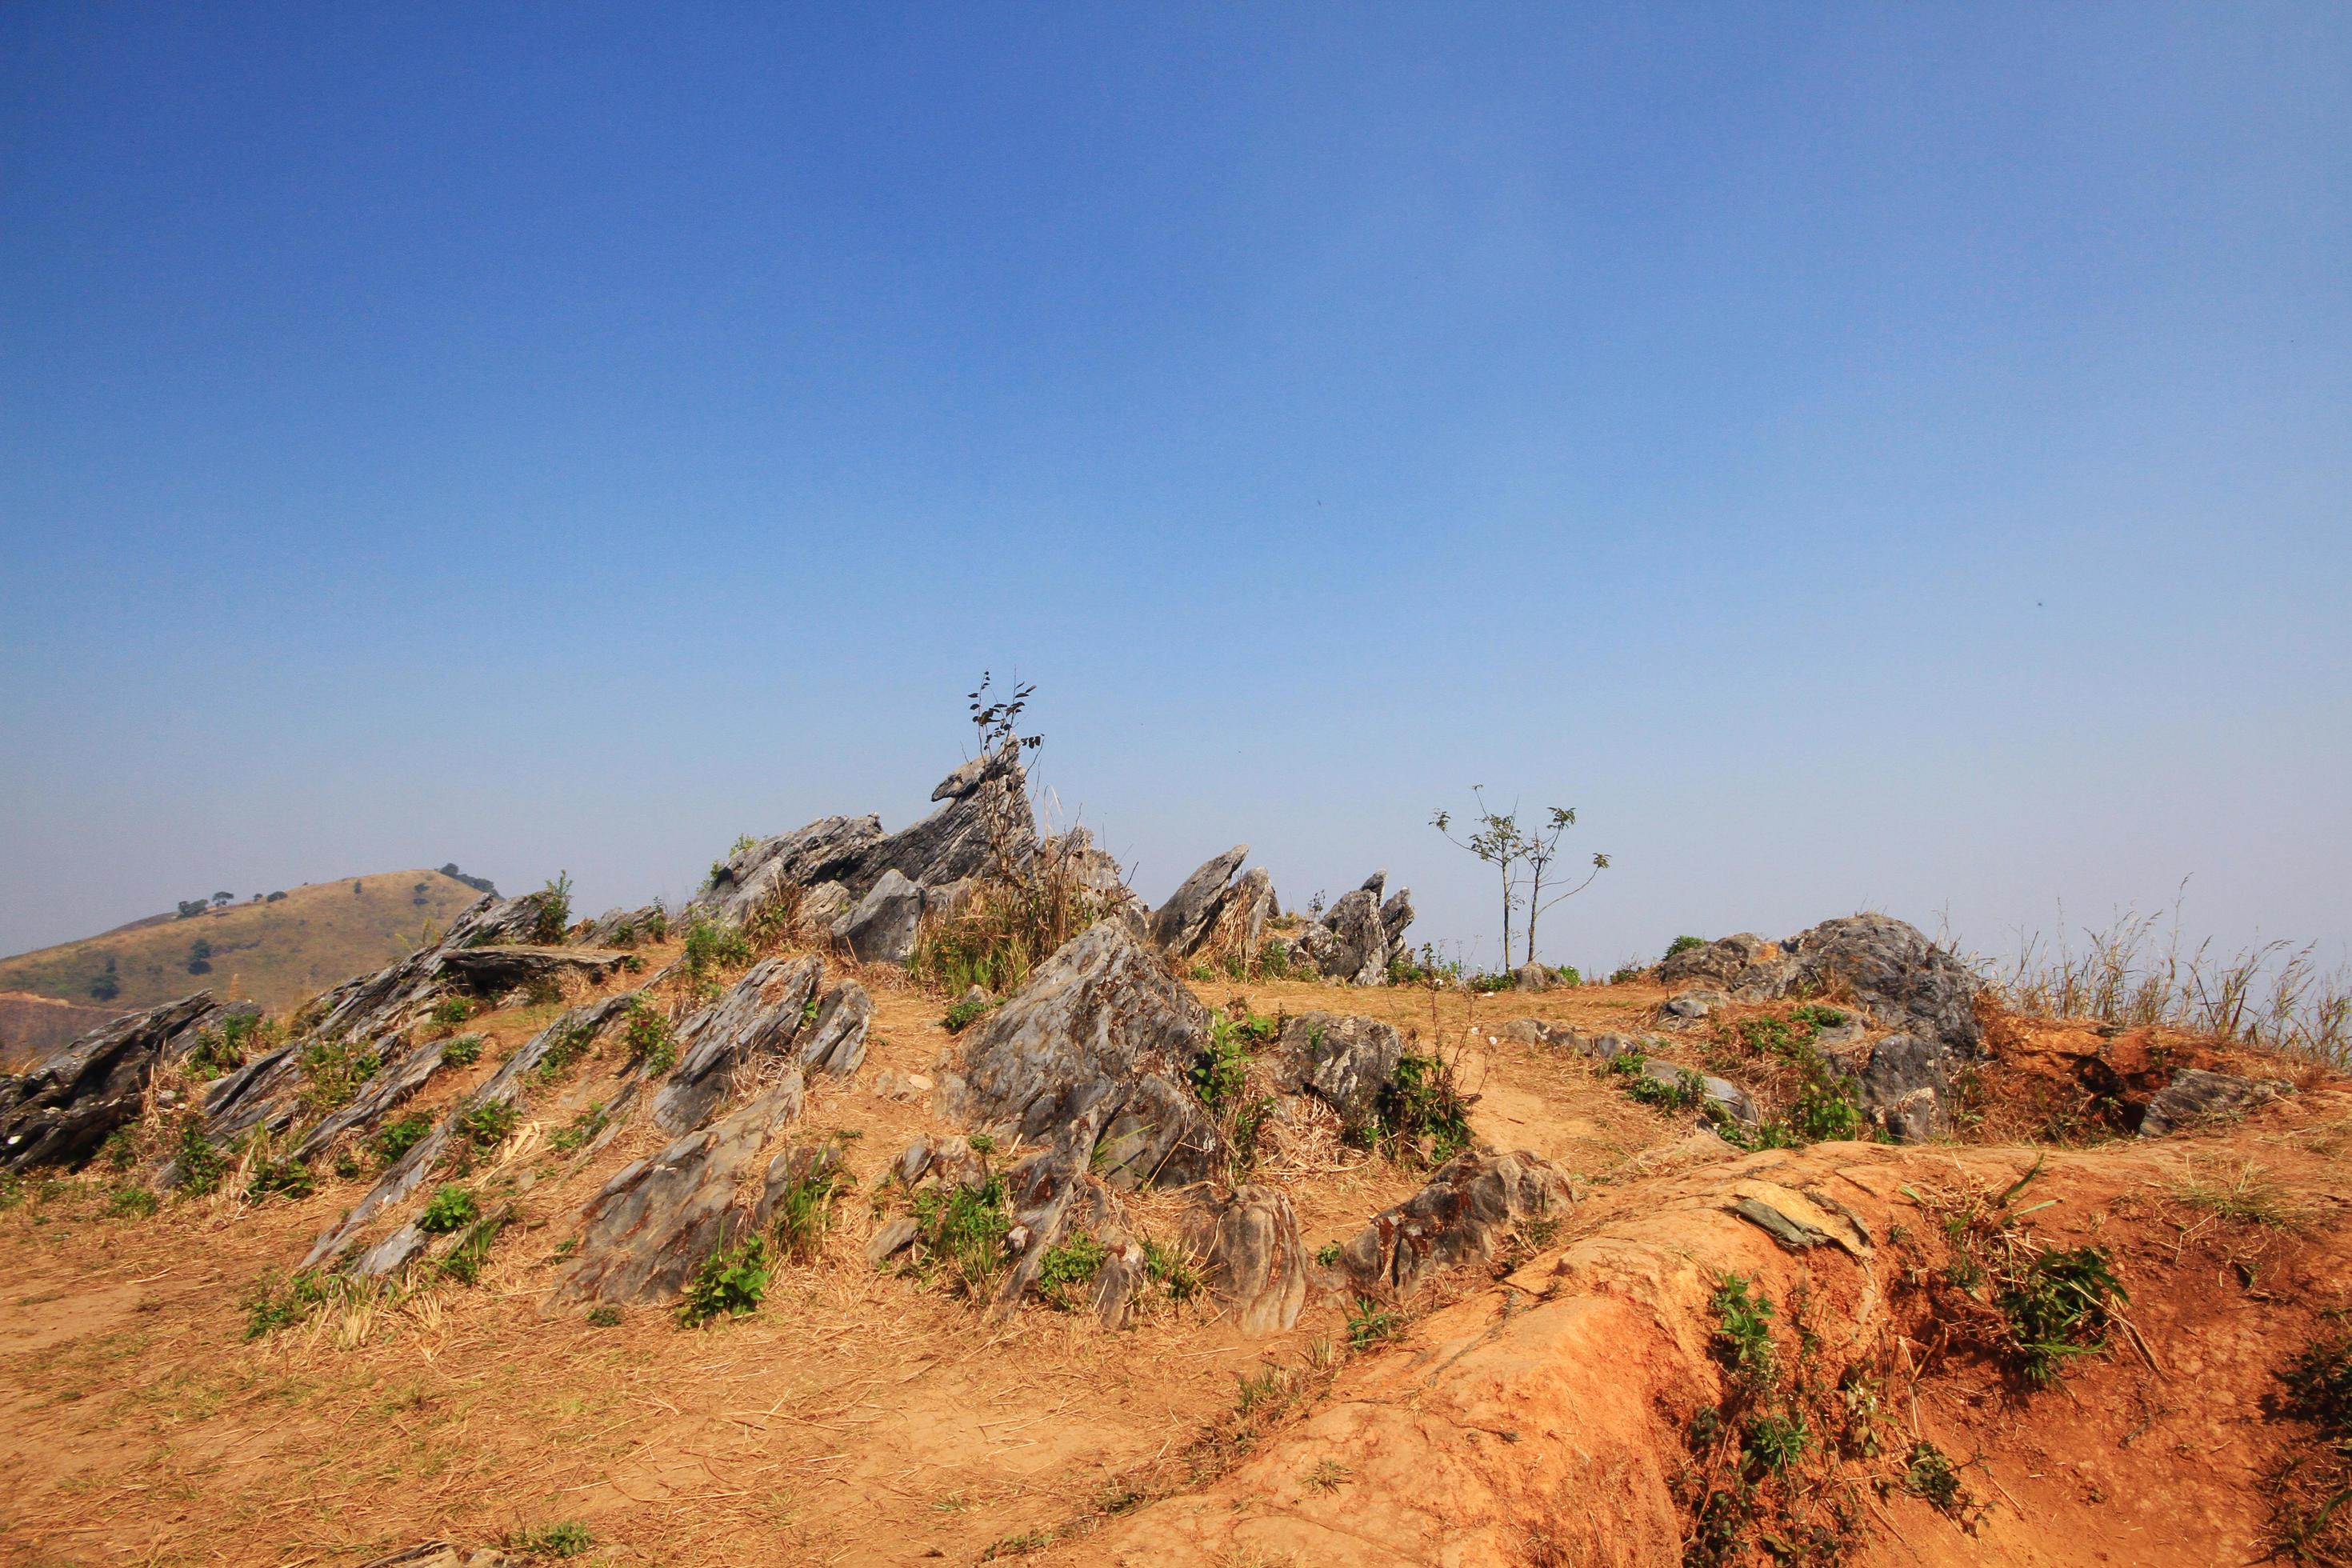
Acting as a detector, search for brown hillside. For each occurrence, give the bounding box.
[0,870,486,1015]
[0,938,2343,1568]
[0,991,128,1069]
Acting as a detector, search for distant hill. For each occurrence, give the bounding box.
[0,992,127,1070]
[0,870,490,1028]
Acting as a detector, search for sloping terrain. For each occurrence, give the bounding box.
[0,762,2343,1568]
[0,990,125,1068]
[0,870,487,1016]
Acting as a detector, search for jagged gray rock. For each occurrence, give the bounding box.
[1338,1149,1574,1296]
[2139,1068,2294,1138]
[0,994,230,1171]
[1278,1011,1404,1133]
[1289,872,1415,985]
[438,944,634,996]
[1664,988,1728,1020]
[576,905,669,947]
[305,994,639,1270]
[1513,963,1554,992]
[1191,1185,1307,1335]
[686,815,886,932]
[830,870,926,966]
[652,955,822,1134]
[797,982,872,1077]
[946,921,1220,1188]
[856,747,1036,894]
[1150,846,1250,956]
[550,1074,806,1306]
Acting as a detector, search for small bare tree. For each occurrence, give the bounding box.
[1433,790,1610,970]
[1521,806,1610,969]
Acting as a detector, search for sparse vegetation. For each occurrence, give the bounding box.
[438,1209,509,1285]
[907,1174,1012,1302]
[439,1032,483,1066]
[2268,1328,2352,1565]
[770,1159,849,1262]
[678,1235,770,1326]
[417,1184,478,1234]
[530,873,574,943]
[1034,1232,1108,1311]
[174,1121,227,1197]
[622,1001,677,1073]
[1356,1049,1474,1166]
[1345,1298,1402,1350]
[506,1521,594,1559]
[457,1098,519,1150]
[295,1035,382,1116]
[942,994,1000,1033]
[373,1112,431,1166]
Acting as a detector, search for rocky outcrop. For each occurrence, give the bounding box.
[796,982,872,1078]
[830,870,926,966]
[1291,873,1415,985]
[1191,1185,1307,1335]
[686,816,885,932]
[1656,914,1986,1142]
[945,921,1222,1189]
[652,955,822,1134]
[305,994,639,1270]
[358,1544,518,1568]
[1150,846,1251,956]
[857,747,1036,894]
[438,944,634,997]
[1663,988,1727,1020]
[550,1075,806,1306]
[575,904,669,947]
[0,994,231,1171]
[1338,1149,1574,1297]
[1278,1011,1404,1133]
[2138,1068,2294,1137]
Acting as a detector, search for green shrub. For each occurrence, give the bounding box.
[1346,1298,1402,1349]
[1710,1273,1776,1392]
[439,1033,483,1066]
[1666,935,1708,959]
[176,1122,227,1197]
[374,1113,431,1166]
[1034,1232,1107,1311]
[549,1103,607,1154]
[623,1003,676,1073]
[245,1156,315,1203]
[1742,1410,1809,1470]
[678,1236,770,1326]
[530,874,574,944]
[1362,1051,1474,1165]
[242,1269,334,1338]
[296,1037,382,1115]
[1190,1014,1258,1109]
[107,1186,158,1219]
[586,1306,623,1328]
[418,1184,478,1234]
[438,1210,509,1285]
[430,997,475,1028]
[682,915,753,980]
[1141,1238,1201,1303]
[909,1175,1011,1300]
[507,1521,593,1560]
[942,995,1000,1034]
[770,1162,848,1262]
[457,1099,519,1149]
[1998,1246,2126,1387]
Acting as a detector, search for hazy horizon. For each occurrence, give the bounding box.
[4,6,2347,982]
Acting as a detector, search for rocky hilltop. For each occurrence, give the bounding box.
[0,750,2342,1568]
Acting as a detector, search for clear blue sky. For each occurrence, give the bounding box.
[3,4,2347,976]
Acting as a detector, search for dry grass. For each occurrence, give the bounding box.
[1968,898,2350,1069]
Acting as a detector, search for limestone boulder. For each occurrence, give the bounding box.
[0,994,230,1171]
[1150,846,1250,957]
[797,982,873,1078]
[1191,1185,1308,1335]
[1278,1012,1406,1134]
[830,870,926,966]
[1338,1149,1574,1297]
[652,955,822,1134]
[550,1075,806,1306]
[438,944,634,997]
[2138,1068,2294,1137]
[946,921,1220,1188]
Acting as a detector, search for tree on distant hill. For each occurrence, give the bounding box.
[176,898,208,919]
[440,862,499,896]
[186,938,213,975]
[89,957,119,1002]
[212,891,232,906]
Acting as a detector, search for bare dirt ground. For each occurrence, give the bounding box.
[2,950,2344,1568]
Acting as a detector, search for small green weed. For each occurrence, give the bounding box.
[374,1113,431,1166]
[1710,1273,1777,1391]
[438,1210,509,1286]
[1141,1237,1201,1303]
[1033,1232,1107,1311]
[529,874,574,944]
[245,1155,315,1204]
[507,1520,592,1559]
[623,1002,677,1074]
[439,1033,483,1066]
[942,995,999,1033]
[1358,1050,1474,1166]
[430,997,475,1029]
[678,1235,770,1326]
[175,1122,227,1197]
[549,1103,607,1154]
[586,1306,623,1327]
[1345,1297,1402,1350]
[457,1099,519,1149]
[106,1186,158,1219]
[908,1175,1011,1301]
[418,1184,477,1234]
[770,1162,849,1262]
